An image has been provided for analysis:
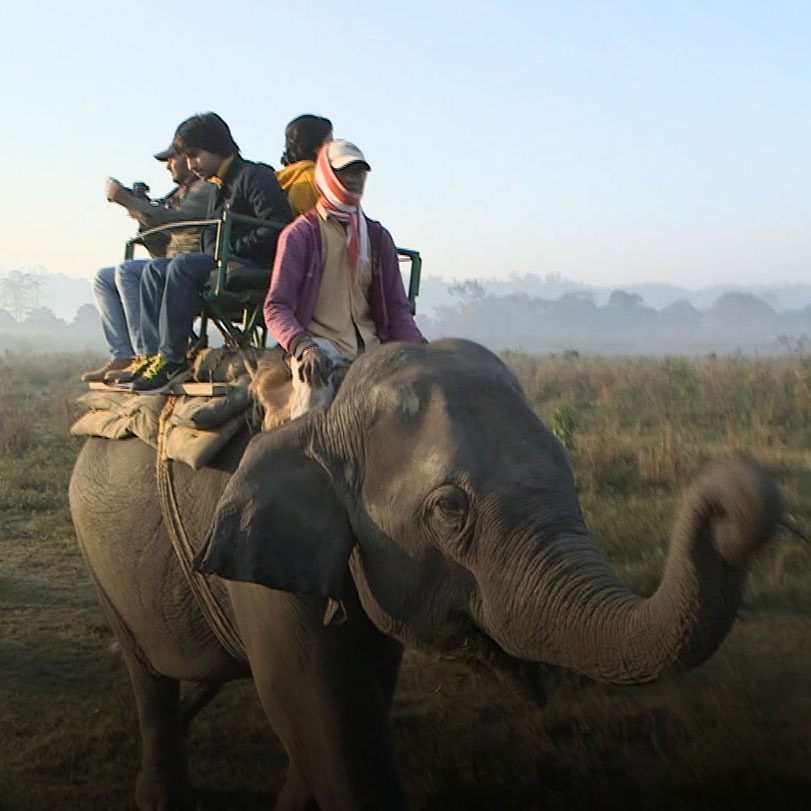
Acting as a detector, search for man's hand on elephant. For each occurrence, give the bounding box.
[298,344,334,387]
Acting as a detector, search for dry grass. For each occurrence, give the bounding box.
[1,350,810,809]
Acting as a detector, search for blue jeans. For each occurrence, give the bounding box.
[93,259,149,357]
[140,252,216,362]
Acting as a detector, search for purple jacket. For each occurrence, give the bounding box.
[264,208,425,353]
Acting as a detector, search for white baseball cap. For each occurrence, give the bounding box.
[326,140,371,171]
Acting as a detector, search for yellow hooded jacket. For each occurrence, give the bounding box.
[276,160,319,217]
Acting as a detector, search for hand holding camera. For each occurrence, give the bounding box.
[105,177,125,203]
[105,177,151,205]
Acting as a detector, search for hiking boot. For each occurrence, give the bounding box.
[113,355,156,387]
[131,355,192,395]
[104,355,148,383]
[81,356,136,382]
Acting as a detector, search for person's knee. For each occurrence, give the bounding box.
[142,260,167,287]
[115,260,144,283]
[167,253,214,284]
[94,266,115,293]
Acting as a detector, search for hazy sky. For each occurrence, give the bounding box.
[3,0,810,289]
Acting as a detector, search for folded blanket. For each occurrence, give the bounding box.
[70,348,276,468]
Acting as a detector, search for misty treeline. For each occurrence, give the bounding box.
[0,267,102,352]
[2,271,811,355]
[0,306,103,352]
[419,280,811,355]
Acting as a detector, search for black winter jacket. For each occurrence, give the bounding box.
[202,156,293,266]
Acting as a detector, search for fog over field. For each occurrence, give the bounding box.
[2,269,811,355]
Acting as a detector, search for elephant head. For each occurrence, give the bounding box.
[195,338,783,685]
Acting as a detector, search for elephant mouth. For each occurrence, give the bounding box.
[425,612,548,707]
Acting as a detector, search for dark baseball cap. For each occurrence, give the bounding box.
[153,145,176,161]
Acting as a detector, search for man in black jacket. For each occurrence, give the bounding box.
[131,112,292,393]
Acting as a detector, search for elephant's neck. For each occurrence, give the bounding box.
[347,549,426,648]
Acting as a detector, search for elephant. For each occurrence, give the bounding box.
[68,338,784,810]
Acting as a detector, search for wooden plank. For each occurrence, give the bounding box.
[86,380,232,397]
[172,381,232,396]
[86,381,123,391]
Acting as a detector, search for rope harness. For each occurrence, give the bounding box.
[155,398,247,662]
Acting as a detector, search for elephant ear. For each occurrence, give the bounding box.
[194,420,353,599]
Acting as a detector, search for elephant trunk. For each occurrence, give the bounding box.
[479,459,783,684]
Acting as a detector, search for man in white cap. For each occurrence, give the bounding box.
[263,139,425,417]
[81,144,213,382]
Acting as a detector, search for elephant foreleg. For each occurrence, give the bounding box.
[274,637,402,811]
[230,586,407,811]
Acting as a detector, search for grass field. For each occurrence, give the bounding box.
[1,349,810,810]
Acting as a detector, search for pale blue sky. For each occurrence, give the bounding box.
[2,0,810,288]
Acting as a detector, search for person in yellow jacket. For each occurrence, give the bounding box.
[276,114,333,216]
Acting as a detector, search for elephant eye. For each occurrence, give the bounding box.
[428,485,470,534]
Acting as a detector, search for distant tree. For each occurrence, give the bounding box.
[709,292,776,323]
[661,299,701,324]
[72,302,100,328]
[27,268,46,309]
[1,271,28,321]
[0,268,47,321]
[449,280,486,306]
[21,307,64,329]
[602,290,657,331]
[553,290,597,323]
[606,290,644,309]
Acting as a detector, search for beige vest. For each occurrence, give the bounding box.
[309,208,380,359]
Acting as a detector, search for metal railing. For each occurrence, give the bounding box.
[125,212,422,312]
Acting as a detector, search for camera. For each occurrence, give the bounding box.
[131,182,150,199]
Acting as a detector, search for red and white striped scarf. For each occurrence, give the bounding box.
[314,143,369,281]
